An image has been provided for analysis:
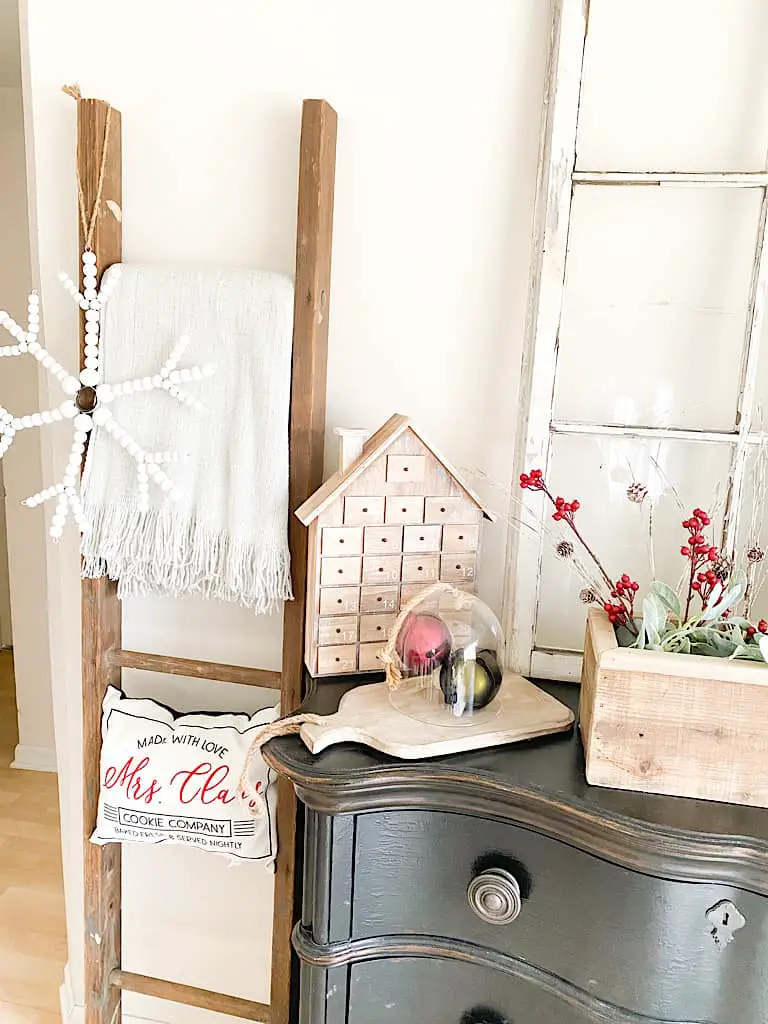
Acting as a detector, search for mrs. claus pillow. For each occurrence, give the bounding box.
[91,687,279,866]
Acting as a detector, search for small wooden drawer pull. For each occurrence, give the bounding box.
[403,524,442,553]
[317,615,359,647]
[359,613,396,643]
[319,587,360,616]
[384,496,425,524]
[364,525,403,554]
[402,553,439,583]
[358,642,386,672]
[386,454,426,483]
[440,555,476,583]
[316,644,358,675]
[344,496,385,525]
[442,524,480,552]
[425,497,480,524]
[360,585,400,613]
[320,556,362,587]
[362,555,402,584]
[321,526,363,556]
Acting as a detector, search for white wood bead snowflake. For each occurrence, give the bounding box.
[0,251,214,540]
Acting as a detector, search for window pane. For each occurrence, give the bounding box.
[553,186,760,431]
[577,0,768,172]
[736,444,768,626]
[533,434,733,653]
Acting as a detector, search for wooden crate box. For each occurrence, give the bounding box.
[580,608,768,808]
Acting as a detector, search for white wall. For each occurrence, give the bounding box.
[0,82,55,769]
[21,1,551,1020]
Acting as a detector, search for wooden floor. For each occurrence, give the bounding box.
[0,651,66,1022]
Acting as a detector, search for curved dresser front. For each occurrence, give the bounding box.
[264,678,768,1024]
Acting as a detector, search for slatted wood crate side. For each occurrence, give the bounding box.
[579,609,768,808]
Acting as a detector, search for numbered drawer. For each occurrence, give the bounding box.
[442,523,480,552]
[400,582,431,605]
[317,615,359,647]
[358,643,387,672]
[321,525,363,556]
[362,555,402,584]
[440,554,477,583]
[384,496,425,524]
[363,525,403,554]
[359,613,396,643]
[344,496,385,525]
[385,454,426,483]
[424,496,480,523]
[318,586,360,616]
[320,556,362,587]
[360,585,400,614]
[402,553,439,583]
[403,524,442,553]
[316,644,357,675]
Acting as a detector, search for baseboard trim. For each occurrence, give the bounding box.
[12,742,57,772]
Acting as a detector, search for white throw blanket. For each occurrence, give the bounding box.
[81,265,294,611]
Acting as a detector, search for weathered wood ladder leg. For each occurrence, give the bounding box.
[80,97,336,1024]
[79,98,123,1024]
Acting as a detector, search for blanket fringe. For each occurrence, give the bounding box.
[81,500,293,613]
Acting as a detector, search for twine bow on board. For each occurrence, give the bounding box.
[238,714,326,818]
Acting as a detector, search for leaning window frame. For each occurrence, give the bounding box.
[503,0,768,680]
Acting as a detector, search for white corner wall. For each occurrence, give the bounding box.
[0,82,55,771]
[21,1,552,1020]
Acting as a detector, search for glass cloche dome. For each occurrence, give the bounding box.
[383,584,505,726]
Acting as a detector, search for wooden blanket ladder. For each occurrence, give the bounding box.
[79,96,337,1024]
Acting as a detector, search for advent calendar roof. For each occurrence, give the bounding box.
[295,413,495,526]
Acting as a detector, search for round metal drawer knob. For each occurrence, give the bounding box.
[467,867,521,925]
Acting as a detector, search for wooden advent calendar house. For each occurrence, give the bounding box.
[295,414,494,676]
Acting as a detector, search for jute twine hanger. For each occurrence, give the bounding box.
[62,83,113,252]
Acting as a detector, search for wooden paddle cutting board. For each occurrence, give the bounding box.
[299,672,575,759]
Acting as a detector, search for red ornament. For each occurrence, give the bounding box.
[396,613,452,675]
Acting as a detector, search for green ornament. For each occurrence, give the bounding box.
[439,648,502,714]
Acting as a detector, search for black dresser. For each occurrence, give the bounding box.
[263,677,768,1024]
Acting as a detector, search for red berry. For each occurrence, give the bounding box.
[603,603,612,612]
[553,511,562,521]
[680,547,690,556]
[571,500,580,511]
[691,581,700,591]
[707,550,717,562]
[747,626,757,638]
[631,582,639,591]
[555,496,564,507]
[759,620,768,634]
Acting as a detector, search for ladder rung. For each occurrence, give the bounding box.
[111,970,270,1019]
[109,649,281,689]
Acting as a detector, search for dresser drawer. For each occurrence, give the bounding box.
[384,496,424,523]
[359,613,396,643]
[442,523,480,551]
[350,810,768,1023]
[440,553,477,583]
[402,524,442,552]
[345,956,587,1024]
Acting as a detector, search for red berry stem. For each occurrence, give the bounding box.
[520,470,638,635]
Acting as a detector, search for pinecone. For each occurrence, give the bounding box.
[579,588,598,605]
[747,545,764,564]
[555,539,574,559]
[713,556,732,583]
[626,482,648,504]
